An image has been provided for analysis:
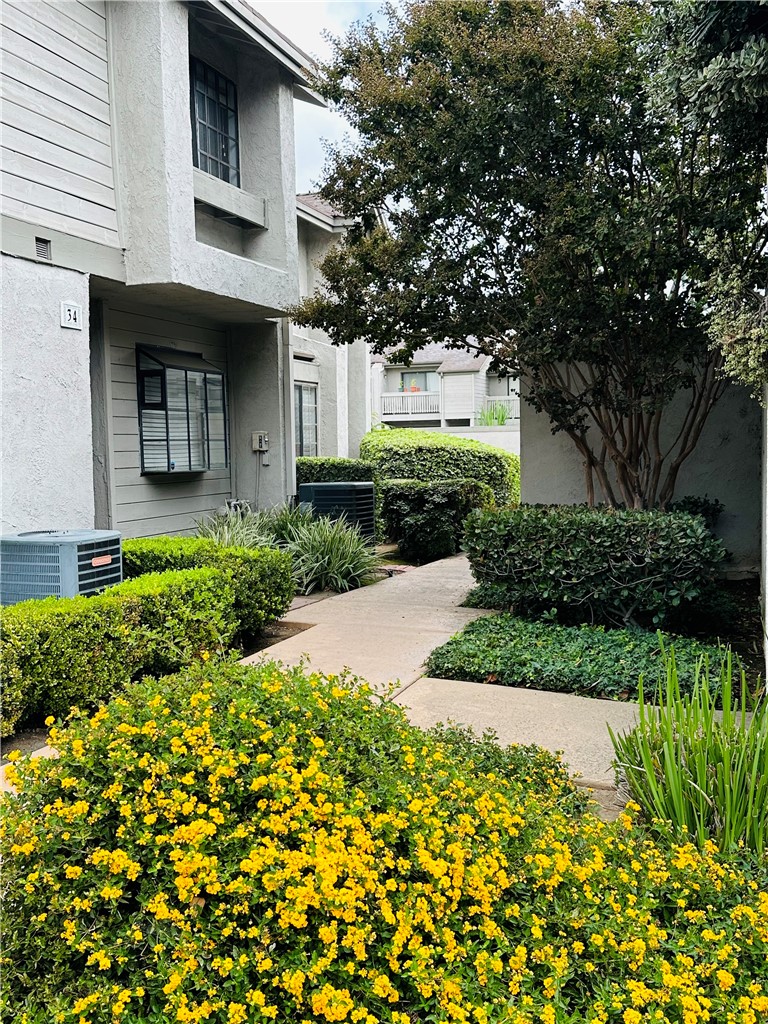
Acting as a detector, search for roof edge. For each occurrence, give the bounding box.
[201,0,327,106]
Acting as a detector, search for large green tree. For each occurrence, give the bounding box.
[294,0,767,507]
[654,0,768,399]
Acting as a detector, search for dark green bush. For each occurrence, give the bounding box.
[0,566,241,736]
[426,615,730,701]
[107,568,237,675]
[296,456,377,485]
[360,428,520,503]
[668,494,725,530]
[0,594,139,737]
[122,537,294,638]
[381,478,494,562]
[464,505,725,625]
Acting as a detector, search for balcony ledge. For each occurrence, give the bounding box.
[193,169,267,230]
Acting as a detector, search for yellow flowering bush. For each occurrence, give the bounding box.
[2,661,766,1024]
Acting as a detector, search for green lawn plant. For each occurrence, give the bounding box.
[477,401,509,426]
[196,504,379,594]
[426,615,730,702]
[609,648,768,855]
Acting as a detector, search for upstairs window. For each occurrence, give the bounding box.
[137,347,228,474]
[190,57,240,186]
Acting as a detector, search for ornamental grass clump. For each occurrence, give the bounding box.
[196,505,379,594]
[3,661,768,1023]
[284,514,382,593]
[610,650,768,855]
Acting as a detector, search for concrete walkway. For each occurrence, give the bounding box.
[244,555,639,786]
[242,555,488,691]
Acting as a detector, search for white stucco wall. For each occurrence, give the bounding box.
[1,256,95,532]
[520,382,762,572]
[431,426,520,457]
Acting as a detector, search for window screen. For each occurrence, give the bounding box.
[137,348,228,474]
[294,383,318,457]
[190,57,240,186]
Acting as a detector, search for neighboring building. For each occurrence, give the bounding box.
[1,1,365,538]
[371,343,520,455]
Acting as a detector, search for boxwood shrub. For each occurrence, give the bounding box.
[0,593,139,737]
[380,478,494,562]
[296,456,377,486]
[0,568,234,736]
[122,537,294,638]
[360,428,520,503]
[107,568,237,675]
[464,505,725,625]
[426,615,731,701]
[3,661,767,1023]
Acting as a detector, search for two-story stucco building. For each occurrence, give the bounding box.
[1,0,367,538]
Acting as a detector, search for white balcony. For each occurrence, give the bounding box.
[478,396,520,423]
[381,391,441,418]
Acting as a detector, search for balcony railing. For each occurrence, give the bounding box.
[478,396,520,423]
[381,391,441,417]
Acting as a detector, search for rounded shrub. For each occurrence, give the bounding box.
[380,478,495,562]
[360,428,520,503]
[464,505,725,626]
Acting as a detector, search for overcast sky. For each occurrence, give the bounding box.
[252,1,386,193]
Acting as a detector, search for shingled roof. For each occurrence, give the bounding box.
[371,341,491,373]
[296,193,344,219]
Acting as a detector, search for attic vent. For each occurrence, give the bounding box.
[35,237,51,260]
[293,354,315,363]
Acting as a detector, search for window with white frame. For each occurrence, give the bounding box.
[399,370,439,392]
[190,57,240,186]
[137,347,228,474]
[294,383,318,457]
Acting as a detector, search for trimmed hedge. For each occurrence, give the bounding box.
[122,537,294,638]
[360,428,520,503]
[107,569,237,675]
[380,478,494,562]
[1,593,138,738]
[426,615,730,702]
[296,456,377,485]
[0,568,234,736]
[464,505,725,625]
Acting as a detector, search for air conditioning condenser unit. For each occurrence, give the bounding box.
[298,482,376,540]
[0,530,122,605]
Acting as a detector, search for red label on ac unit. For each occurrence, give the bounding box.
[91,555,113,567]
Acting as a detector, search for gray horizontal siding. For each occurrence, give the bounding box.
[106,305,232,539]
[0,0,119,247]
